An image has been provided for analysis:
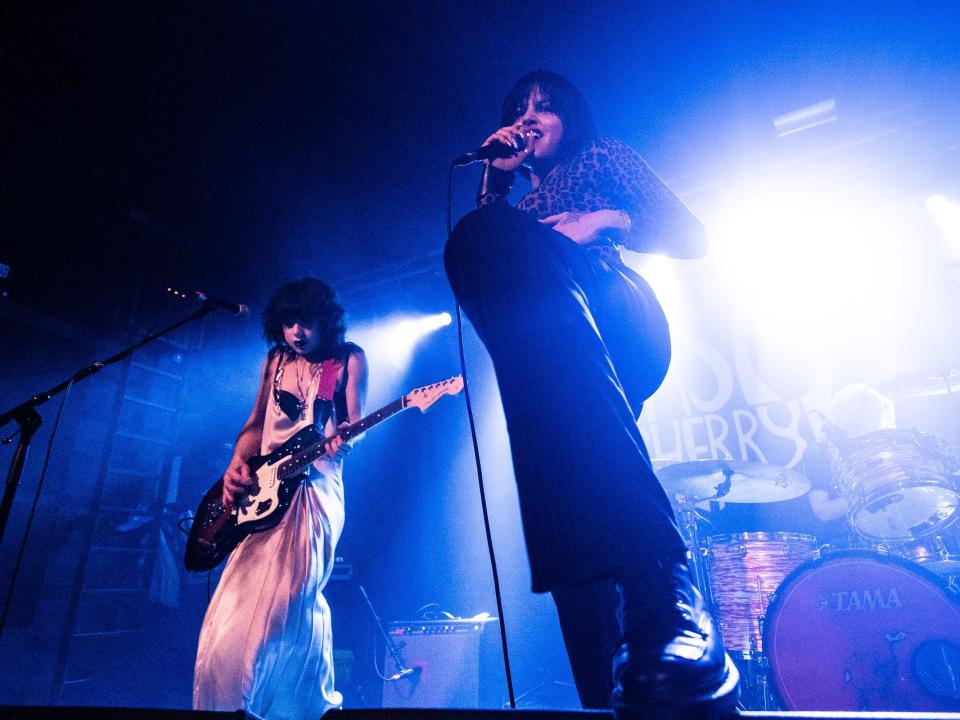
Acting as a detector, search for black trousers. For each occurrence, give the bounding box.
[552,578,620,708]
[445,203,688,707]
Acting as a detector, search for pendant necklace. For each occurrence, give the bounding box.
[275,352,324,422]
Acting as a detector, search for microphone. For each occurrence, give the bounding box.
[166,287,250,318]
[820,419,848,447]
[387,666,421,681]
[453,135,527,166]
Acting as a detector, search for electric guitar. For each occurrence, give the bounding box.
[183,376,464,572]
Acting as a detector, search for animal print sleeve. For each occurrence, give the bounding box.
[593,137,705,255]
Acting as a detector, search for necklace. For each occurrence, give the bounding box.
[274,353,325,421]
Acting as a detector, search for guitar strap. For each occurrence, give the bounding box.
[316,355,342,401]
[317,346,352,428]
[331,345,355,427]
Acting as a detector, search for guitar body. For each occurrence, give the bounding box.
[183,425,319,572]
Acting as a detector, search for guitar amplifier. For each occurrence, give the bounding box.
[381,617,503,708]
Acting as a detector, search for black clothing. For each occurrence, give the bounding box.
[446,203,686,592]
[445,135,735,715]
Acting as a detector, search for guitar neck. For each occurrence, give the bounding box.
[339,397,408,442]
[278,396,407,479]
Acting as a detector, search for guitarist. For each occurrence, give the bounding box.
[193,277,368,720]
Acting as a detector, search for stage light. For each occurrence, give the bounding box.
[702,174,910,371]
[382,311,452,363]
[350,312,452,370]
[926,194,960,261]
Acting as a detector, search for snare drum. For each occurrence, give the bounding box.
[705,532,817,653]
[840,429,959,541]
[765,551,960,710]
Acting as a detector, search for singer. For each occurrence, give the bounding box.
[444,71,738,719]
[193,278,368,720]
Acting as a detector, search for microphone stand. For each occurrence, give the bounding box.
[358,585,414,681]
[0,303,216,550]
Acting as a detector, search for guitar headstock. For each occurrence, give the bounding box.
[405,376,464,412]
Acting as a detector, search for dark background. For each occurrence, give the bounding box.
[2,0,959,712]
[6,1,958,318]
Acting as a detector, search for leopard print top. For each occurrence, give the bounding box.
[479,136,689,256]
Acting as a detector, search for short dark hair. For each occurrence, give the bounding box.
[262,278,345,352]
[500,70,597,161]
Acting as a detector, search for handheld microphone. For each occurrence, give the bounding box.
[453,135,527,166]
[166,287,250,318]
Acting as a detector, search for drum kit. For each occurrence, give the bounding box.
[655,428,960,712]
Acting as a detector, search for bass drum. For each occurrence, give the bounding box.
[764,551,960,711]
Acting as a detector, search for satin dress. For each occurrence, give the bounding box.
[194,355,346,719]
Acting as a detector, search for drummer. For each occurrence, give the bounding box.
[707,384,895,549]
[803,383,897,543]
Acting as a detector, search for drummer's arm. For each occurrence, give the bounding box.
[808,489,849,522]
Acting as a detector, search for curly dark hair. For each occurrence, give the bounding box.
[262,278,345,353]
[500,70,597,163]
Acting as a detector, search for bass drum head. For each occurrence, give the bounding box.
[764,551,960,711]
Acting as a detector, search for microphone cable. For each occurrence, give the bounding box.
[445,161,517,709]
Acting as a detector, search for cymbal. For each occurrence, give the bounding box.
[879,367,960,399]
[657,459,811,503]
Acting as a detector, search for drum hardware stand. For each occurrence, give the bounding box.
[673,464,734,598]
[730,612,778,711]
[736,577,779,711]
[675,494,712,602]
[736,645,778,711]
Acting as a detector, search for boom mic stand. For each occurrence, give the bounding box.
[0,303,217,551]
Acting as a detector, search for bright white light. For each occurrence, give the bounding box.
[384,314,450,366]
[704,177,906,350]
[926,194,960,261]
[346,311,454,406]
[350,311,453,375]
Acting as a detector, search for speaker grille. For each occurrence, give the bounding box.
[382,619,495,708]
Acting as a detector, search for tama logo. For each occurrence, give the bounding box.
[818,589,903,611]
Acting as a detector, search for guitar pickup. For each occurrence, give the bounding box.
[255,499,274,516]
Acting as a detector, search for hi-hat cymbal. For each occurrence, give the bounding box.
[656,459,811,503]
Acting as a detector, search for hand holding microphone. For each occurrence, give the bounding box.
[454,126,532,171]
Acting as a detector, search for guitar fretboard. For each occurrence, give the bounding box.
[278,397,407,479]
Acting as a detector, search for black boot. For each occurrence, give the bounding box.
[611,560,739,720]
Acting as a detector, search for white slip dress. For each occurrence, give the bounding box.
[193,355,346,719]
